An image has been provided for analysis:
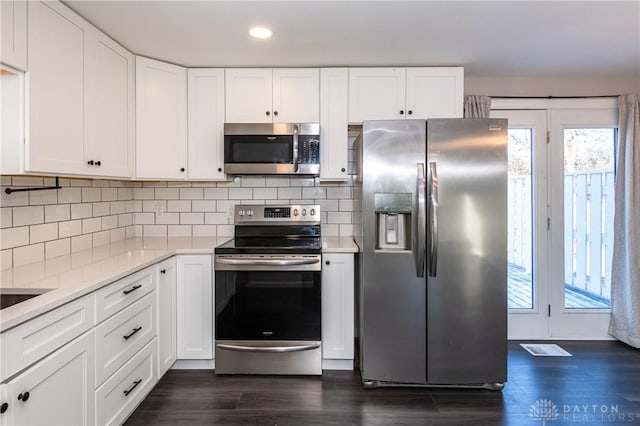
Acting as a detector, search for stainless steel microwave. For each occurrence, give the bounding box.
[223,123,320,175]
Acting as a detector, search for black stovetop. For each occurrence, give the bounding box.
[215,224,322,255]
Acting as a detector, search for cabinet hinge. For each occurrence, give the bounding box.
[548,304,551,317]
[547,217,550,231]
[546,130,550,144]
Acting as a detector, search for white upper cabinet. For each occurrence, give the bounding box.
[27,0,86,175]
[136,56,188,179]
[187,68,226,180]
[320,68,349,181]
[84,29,135,177]
[225,68,319,123]
[1,0,27,71]
[348,67,464,123]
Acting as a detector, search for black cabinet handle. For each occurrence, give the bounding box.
[95,160,101,166]
[273,111,278,116]
[123,284,142,295]
[325,260,330,265]
[180,167,185,172]
[1,402,8,413]
[160,269,166,274]
[400,110,404,115]
[17,392,29,402]
[408,110,413,115]
[87,160,94,165]
[218,168,222,172]
[341,168,346,172]
[123,379,142,397]
[123,326,142,340]
[266,111,271,116]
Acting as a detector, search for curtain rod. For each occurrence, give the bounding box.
[490,95,617,99]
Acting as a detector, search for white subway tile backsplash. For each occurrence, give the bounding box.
[155,188,180,200]
[156,213,180,225]
[45,238,70,259]
[110,201,126,215]
[167,200,191,212]
[92,202,110,217]
[180,188,204,200]
[339,224,354,236]
[134,212,155,224]
[192,225,217,237]
[57,187,82,204]
[143,200,166,213]
[265,177,289,187]
[1,249,12,269]
[339,200,355,211]
[217,224,234,238]
[289,177,315,187]
[327,186,352,199]
[125,200,138,213]
[322,224,339,237]
[82,217,102,233]
[81,187,101,202]
[59,220,82,238]
[241,177,266,187]
[13,206,44,226]
[118,188,134,200]
[327,211,352,224]
[0,190,29,207]
[1,208,12,228]
[278,187,301,199]
[110,228,126,242]
[30,223,58,243]
[252,187,278,199]
[1,226,29,248]
[126,226,137,239]
[71,234,93,252]
[71,178,92,187]
[168,225,192,237]
[144,225,167,237]
[142,181,168,187]
[71,203,93,219]
[204,188,228,199]
[191,200,216,212]
[302,187,326,199]
[45,204,71,223]
[101,188,118,201]
[93,230,110,247]
[101,215,118,230]
[228,188,252,200]
[13,243,44,267]
[118,214,134,227]
[11,176,43,187]
[180,212,204,225]
[205,213,228,225]
[133,188,155,200]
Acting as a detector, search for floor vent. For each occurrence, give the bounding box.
[520,343,572,357]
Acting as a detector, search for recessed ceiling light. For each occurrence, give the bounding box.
[249,27,272,39]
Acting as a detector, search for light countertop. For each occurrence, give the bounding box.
[1,236,358,331]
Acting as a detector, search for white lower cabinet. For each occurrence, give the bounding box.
[0,384,9,426]
[322,253,355,369]
[8,331,95,426]
[95,339,156,426]
[157,257,177,377]
[176,255,213,360]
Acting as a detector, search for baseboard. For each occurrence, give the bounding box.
[171,359,215,370]
[322,359,354,370]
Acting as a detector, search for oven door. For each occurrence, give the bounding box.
[214,254,321,341]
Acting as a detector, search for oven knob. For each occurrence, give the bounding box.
[293,209,299,216]
[302,209,307,216]
[238,210,245,217]
[310,208,316,216]
[247,210,253,216]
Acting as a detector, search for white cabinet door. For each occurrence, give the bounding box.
[0,0,27,71]
[136,56,188,179]
[157,257,177,377]
[348,68,406,123]
[9,331,95,426]
[320,68,349,181]
[176,255,213,359]
[84,28,135,178]
[225,68,272,123]
[321,253,355,361]
[26,0,86,175]
[0,384,11,426]
[187,68,226,180]
[272,68,319,123]
[405,67,464,119]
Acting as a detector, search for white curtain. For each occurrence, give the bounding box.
[609,94,640,348]
[463,95,491,118]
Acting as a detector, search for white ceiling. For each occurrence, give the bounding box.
[63,1,640,77]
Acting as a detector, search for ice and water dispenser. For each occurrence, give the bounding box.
[374,193,412,250]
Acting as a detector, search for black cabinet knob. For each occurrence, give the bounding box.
[160,269,166,274]
[95,160,101,166]
[273,111,278,116]
[180,168,185,172]
[325,260,330,265]
[87,160,94,165]
[341,168,346,172]
[218,168,222,172]
[400,110,404,115]
[17,392,29,402]
[266,111,271,116]
[408,110,413,115]
[0,402,8,414]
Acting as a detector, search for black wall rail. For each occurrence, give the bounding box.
[4,177,61,194]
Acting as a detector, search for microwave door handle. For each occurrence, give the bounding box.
[292,124,299,172]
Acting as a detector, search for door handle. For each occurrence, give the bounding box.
[428,162,439,277]
[216,343,320,353]
[414,163,426,277]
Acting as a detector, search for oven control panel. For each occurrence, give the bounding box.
[235,204,320,224]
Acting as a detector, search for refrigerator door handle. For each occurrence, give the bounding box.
[415,163,427,277]
[428,162,438,277]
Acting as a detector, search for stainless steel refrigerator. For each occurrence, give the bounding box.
[357,118,508,390]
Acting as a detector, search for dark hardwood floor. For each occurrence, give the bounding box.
[125,341,640,425]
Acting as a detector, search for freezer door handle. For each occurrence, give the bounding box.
[428,162,439,277]
[415,163,427,277]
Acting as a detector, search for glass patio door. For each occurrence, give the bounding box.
[548,108,617,338]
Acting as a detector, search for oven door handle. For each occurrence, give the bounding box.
[216,343,321,353]
[215,258,320,266]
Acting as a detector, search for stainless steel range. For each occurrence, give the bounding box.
[214,204,322,375]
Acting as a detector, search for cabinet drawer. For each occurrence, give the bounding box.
[0,294,94,382]
[95,293,156,386]
[96,338,156,426]
[95,266,155,324]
